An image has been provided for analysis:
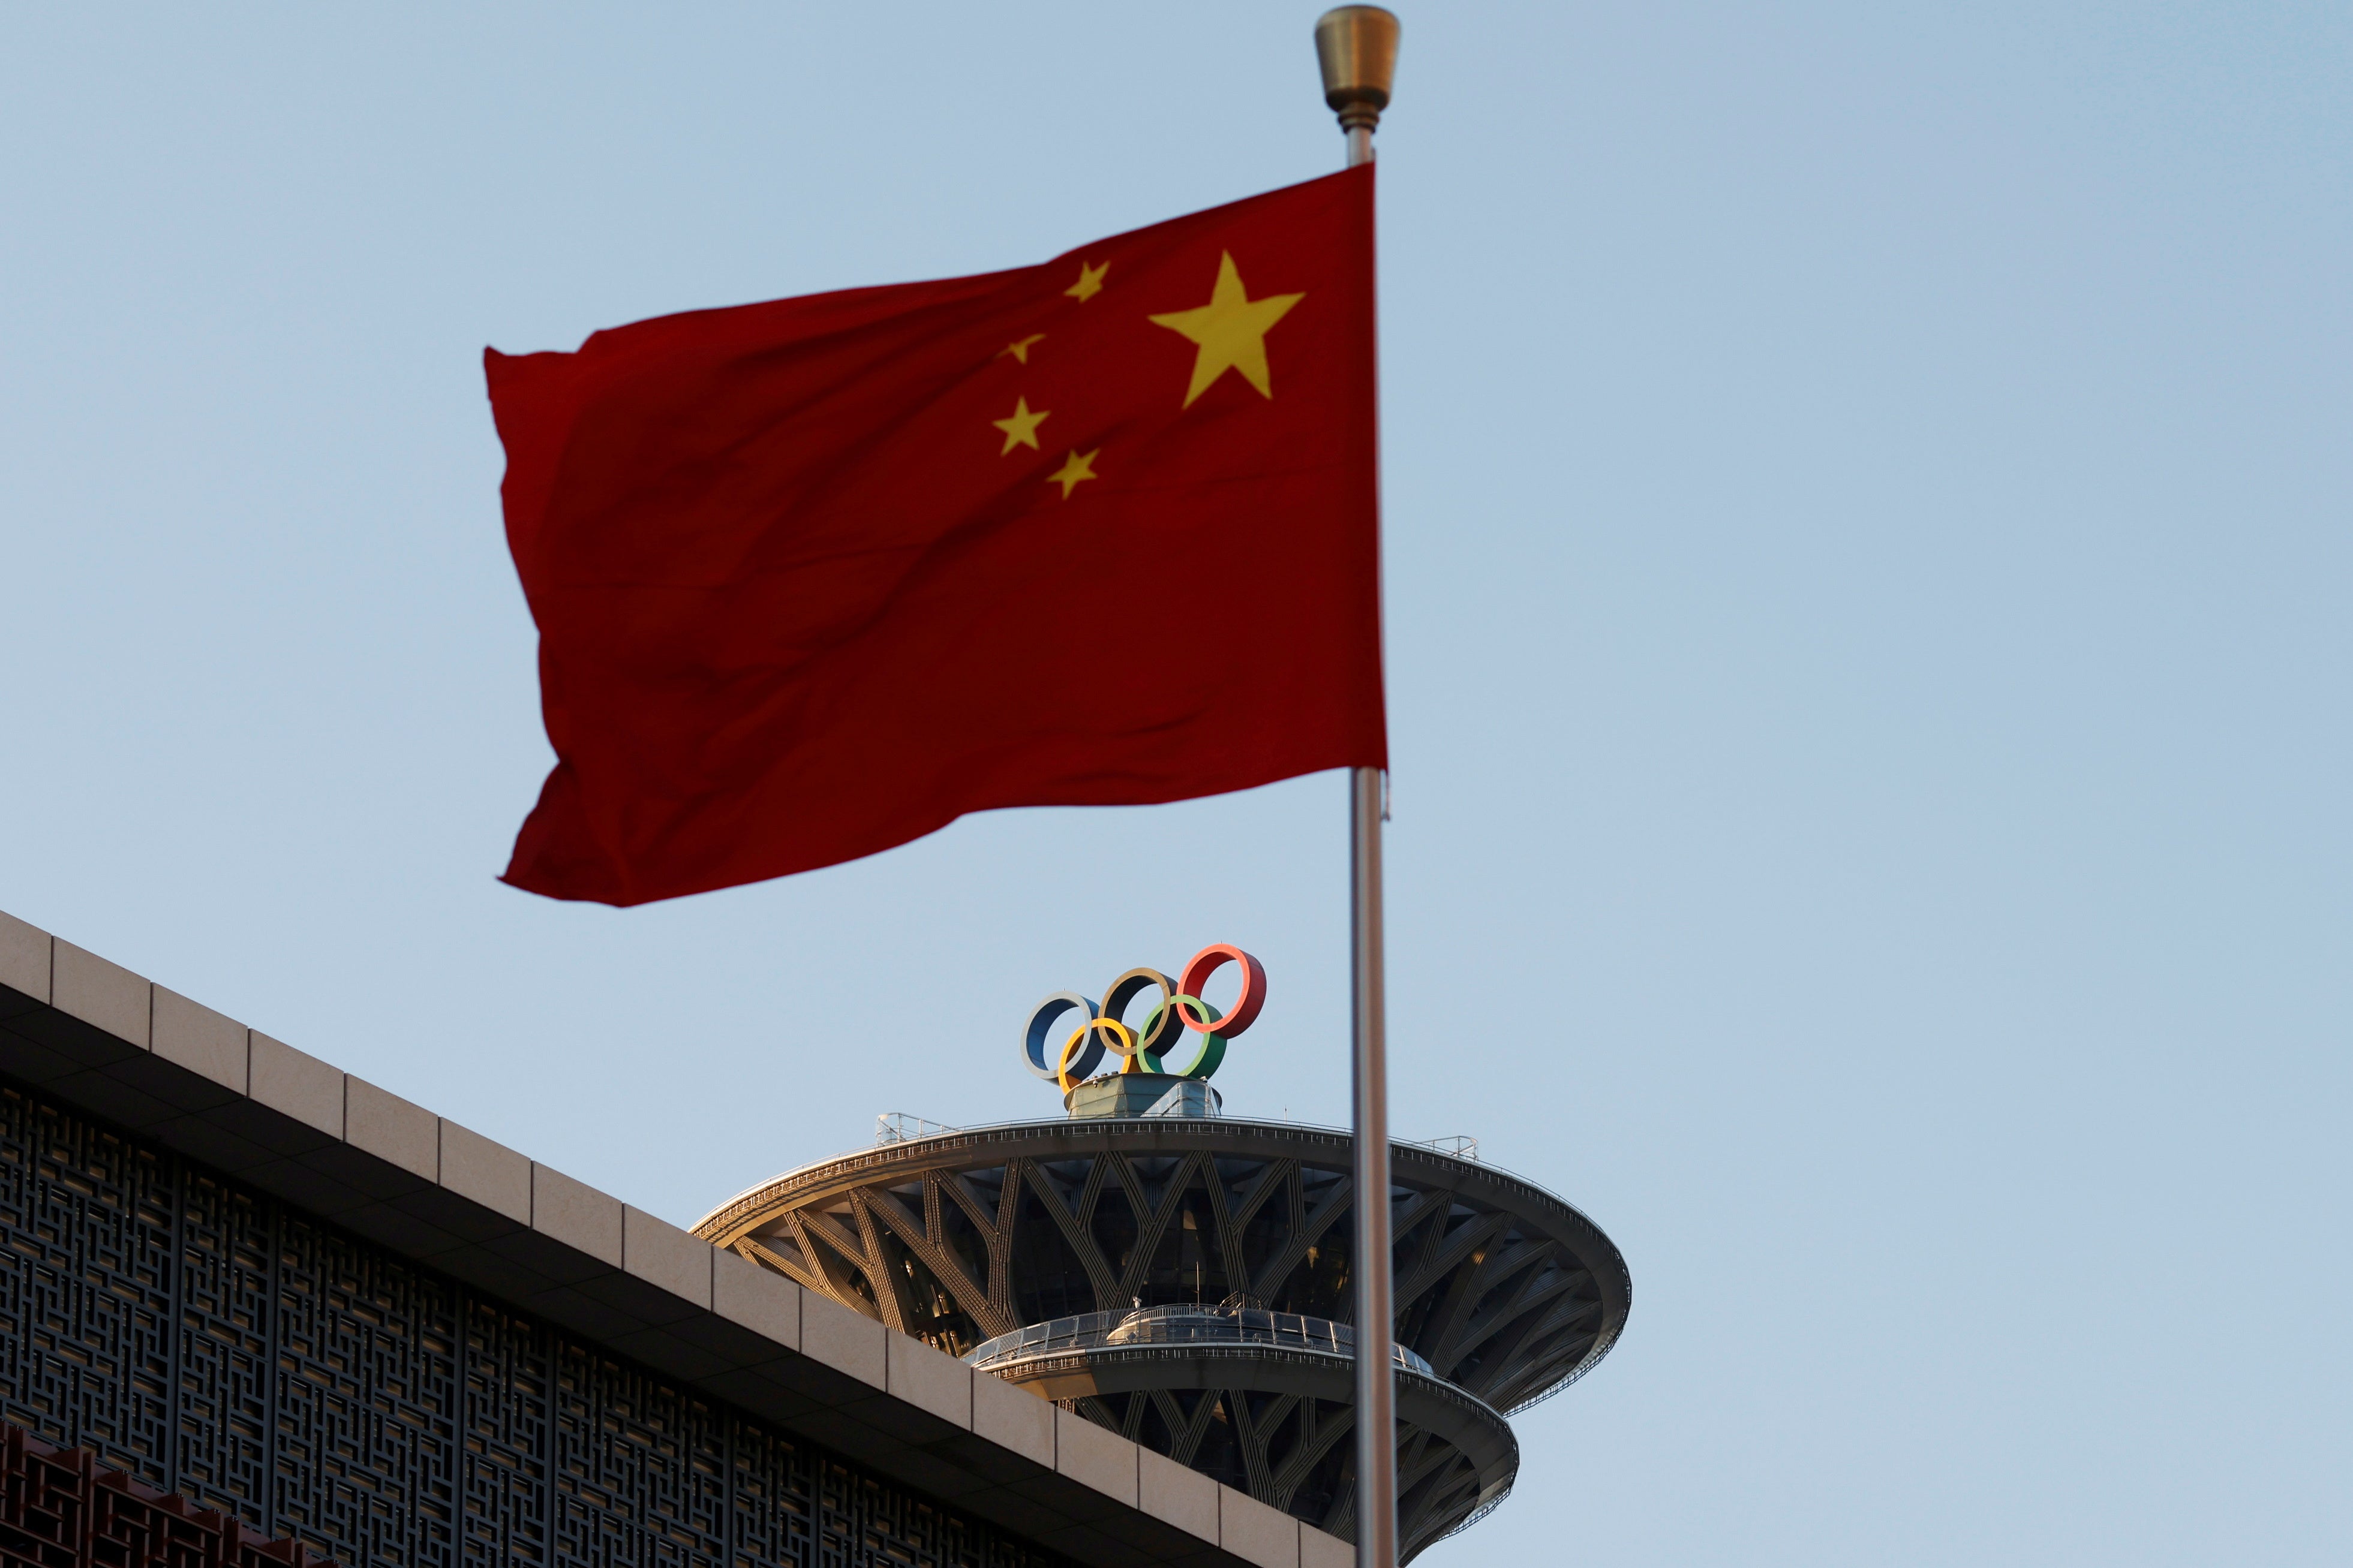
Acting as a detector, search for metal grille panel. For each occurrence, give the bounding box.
[0,1084,1060,1568]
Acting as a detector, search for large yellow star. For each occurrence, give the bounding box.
[1066,261,1108,302]
[1147,252,1305,408]
[991,396,1050,454]
[1047,449,1099,498]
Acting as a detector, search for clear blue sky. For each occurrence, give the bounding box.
[2,4,2346,1563]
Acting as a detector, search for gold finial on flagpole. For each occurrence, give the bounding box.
[1314,6,1402,141]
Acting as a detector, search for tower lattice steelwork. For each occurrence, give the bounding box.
[694,1093,1627,1561]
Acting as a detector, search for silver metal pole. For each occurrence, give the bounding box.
[1315,9,1401,1567]
[1349,762,1393,1568]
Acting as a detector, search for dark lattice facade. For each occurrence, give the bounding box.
[0,1081,1069,1568]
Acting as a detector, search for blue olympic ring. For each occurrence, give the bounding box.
[1023,992,1102,1083]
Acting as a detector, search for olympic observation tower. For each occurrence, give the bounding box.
[692,946,1628,1561]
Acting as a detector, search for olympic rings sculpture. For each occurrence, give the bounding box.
[1023,944,1267,1093]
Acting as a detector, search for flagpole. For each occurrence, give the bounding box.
[1315,10,1402,1568]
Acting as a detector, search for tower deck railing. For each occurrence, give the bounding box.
[964,1305,1436,1377]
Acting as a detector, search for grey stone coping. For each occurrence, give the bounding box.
[0,908,1351,1568]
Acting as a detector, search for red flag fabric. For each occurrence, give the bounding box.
[489,166,1383,905]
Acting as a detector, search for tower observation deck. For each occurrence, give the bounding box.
[692,952,1628,1561]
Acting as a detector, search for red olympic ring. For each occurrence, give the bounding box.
[1175,944,1266,1037]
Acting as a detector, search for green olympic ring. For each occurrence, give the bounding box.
[1137,996,1227,1079]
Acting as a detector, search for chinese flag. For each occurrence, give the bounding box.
[489,166,1383,905]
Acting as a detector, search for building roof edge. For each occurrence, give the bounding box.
[0,905,1324,1568]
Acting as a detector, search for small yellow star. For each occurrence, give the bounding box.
[1000,334,1046,363]
[1047,449,1099,498]
[991,396,1051,454]
[1147,251,1306,407]
[1065,261,1108,303]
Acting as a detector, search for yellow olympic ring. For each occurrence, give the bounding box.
[1059,1018,1135,1091]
